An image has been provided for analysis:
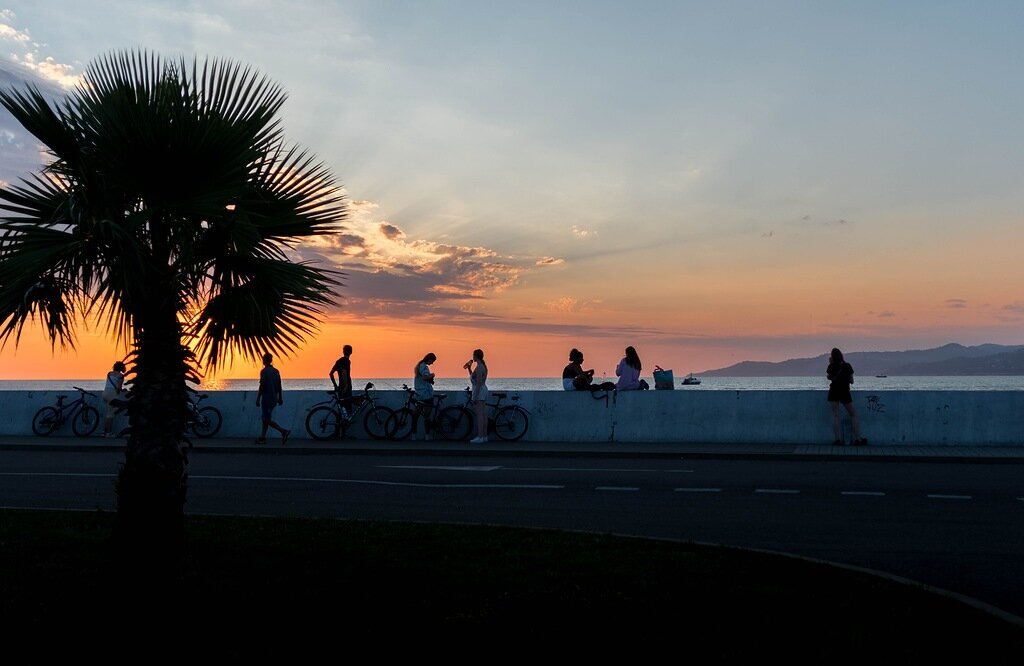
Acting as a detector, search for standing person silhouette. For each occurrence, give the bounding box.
[256,352,290,445]
[101,360,126,437]
[465,349,489,443]
[413,353,437,440]
[329,344,354,417]
[827,347,866,446]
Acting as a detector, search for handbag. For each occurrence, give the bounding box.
[653,366,674,390]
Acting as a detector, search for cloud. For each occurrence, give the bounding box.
[571,225,597,238]
[1,13,81,88]
[544,297,603,313]
[1001,303,1024,312]
[298,198,564,312]
[379,223,404,240]
[0,23,30,43]
[866,310,896,318]
[945,299,968,309]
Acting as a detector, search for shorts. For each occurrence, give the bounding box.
[261,401,277,421]
[827,387,852,405]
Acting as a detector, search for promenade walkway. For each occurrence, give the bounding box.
[2,435,1023,462]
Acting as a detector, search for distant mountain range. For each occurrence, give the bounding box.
[702,343,1024,377]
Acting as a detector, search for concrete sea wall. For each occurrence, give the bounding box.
[3,389,1022,445]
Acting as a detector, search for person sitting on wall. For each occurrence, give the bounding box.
[615,346,646,391]
[562,348,616,392]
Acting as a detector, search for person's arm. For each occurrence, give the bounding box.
[329,362,339,389]
[256,376,263,405]
[616,359,625,377]
[276,371,283,404]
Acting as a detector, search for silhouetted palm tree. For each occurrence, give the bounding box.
[0,51,345,552]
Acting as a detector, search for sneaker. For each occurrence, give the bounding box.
[255,438,267,445]
[282,429,291,446]
[854,438,868,446]
[470,436,488,444]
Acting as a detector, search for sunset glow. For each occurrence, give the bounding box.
[2,3,1022,381]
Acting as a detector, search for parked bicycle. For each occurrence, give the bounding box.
[187,392,223,438]
[305,382,394,440]
[384,385,472,441]
[31,387,101,437]
[450,387,530,441]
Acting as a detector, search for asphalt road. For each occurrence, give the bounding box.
[2,448,1022,617]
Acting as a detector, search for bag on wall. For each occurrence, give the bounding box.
[653,366,674,390]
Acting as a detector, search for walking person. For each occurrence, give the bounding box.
[827,347,866,446]
[256,352,290,445]
[465,349,489,443]
[413,353,437,440]
[101,360,126,437]
[615,346,643,391]
[329,344,353,417]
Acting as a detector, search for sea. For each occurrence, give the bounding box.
[3,376,1023,392]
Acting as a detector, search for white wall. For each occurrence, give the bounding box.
[5,389,1023,445]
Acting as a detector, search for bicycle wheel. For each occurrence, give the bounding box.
[32,406,60,436]
[385,408,416,440]
[305,405,341,440]
[493,406,529,441]
[192,406,222,438]
[438,405,473,441]
[72,405,100,437]
[363,406,394,440]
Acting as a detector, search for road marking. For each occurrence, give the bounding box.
[755,489,800,494]
[191,474,563,490]
[674,488,722,493]
[376,465,502,472]
[515,467,693,473]
[927,494,972,500]
[841,491,886,496]
[0,472,115,478]
[595,486,639,492]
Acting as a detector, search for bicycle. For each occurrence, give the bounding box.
[31,387,102,437]
[305,382,394,440]
[453,387,531,441]
[383,385,472,441]
[187,393,223,438]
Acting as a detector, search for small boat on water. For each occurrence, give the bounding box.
[875,374,888,378]
[681,374,701,385]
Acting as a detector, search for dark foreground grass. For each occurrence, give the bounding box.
[2,509,1021,658]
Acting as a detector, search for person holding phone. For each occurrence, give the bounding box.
[465,349,489,443]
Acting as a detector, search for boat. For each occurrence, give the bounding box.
[875,374,888,378]
[681,374,701,385]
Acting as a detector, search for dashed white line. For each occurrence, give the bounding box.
[515,467,693,473]
[755,489,800,494]
[674,488,722,493]
[377,465,501,472]
[595,486,639,492]
[0,472,115,478]
[191,474,563,490]
[927,494,972,500]
[841,491,886,496]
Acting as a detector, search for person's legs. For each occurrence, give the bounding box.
[474,399,487,440]
[830,401,842,443]
[844,402,863,442]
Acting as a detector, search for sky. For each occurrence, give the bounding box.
[0,1,1022,380]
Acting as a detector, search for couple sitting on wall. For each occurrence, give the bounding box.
[562,347,649,392]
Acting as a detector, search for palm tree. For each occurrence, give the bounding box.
[0,51,345,553]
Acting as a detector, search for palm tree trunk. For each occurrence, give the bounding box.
[115,304,190,561]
